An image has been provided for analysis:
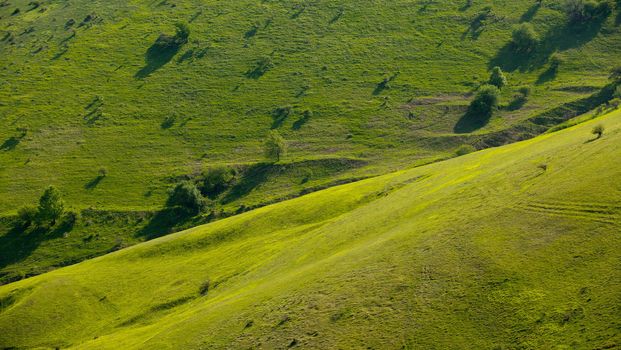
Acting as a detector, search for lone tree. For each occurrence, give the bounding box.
[592,124,605,139]
[512,23,538,52]
[489,66,507,89]
[469,84,501,118]
[264,130,287,162]
[37,186,64,226]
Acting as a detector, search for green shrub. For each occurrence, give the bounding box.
[174,22,190,43]
[469,85,501,117]
[489,66,507,89]
[17,206,37,228]
[565,0,612,24]
[98,167,108,177]
[153,22,190,50]
[455,144,476,156]
[167,181,205,213]
[592,124,605,139]
[37,186,64,226]
[512,23,538,52]
[200,167,237,198]
[264,130,287,162]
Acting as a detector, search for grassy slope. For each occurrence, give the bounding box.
[1,109,619,349]
[1,0,620,214]
[2,0,621,285]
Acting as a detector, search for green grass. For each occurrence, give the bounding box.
[1,108,619,349]
[2,0,621,283]
[1,0,620,214]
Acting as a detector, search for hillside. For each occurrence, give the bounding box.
[1,0,620,213]
[1,0,621,283]
[1,108,619,349]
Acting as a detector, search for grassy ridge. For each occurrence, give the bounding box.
[1,109,619,349]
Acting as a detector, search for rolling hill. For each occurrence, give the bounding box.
[1,108,619,349]
[1,0,621,283]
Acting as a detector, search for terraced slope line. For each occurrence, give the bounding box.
[1,110,620,349]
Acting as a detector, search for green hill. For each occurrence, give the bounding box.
[1,108,619,349]
[2,0,621,283]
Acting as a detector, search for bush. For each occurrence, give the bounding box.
[17,206,37,228]
[455,144,476,156]
[592,124,605,139]
[609,98,621,109]
[200,167,237,198]
[37,186,64,226]
[98,167,108,177]
[264,130,287,162]
[512,23,538,52]
[153,22,190,50]
[489,66,507,89]
[565,0,612,24]
[469,84,501,117]
[174,22,190,43]
[167,181,205,213]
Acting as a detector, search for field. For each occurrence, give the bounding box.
[1,108,619,349]
[2,0,621,282]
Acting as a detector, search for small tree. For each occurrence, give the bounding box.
[37,186,64,226]
[469,84,501,117]
[167,181,205,213]
[592,124,605,139]
[489,66,507,89]
[512,23,538,52]
[264,130,287,162]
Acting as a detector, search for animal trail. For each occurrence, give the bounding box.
[516,200,621,225]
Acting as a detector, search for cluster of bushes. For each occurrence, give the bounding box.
[564,0,612,24]
[17,186,76,229]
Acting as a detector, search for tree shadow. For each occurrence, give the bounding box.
[459,0,472,12]
[135,40,181,79]
[271,107,292,129]
[536,65,558,85]
[136,207,193,240]
[292,114,310,130]
[84,175,104,190]
[489,20,606,73]
[221,163,273,204]
[0,218,76,273]
[519,3,540,23]
[507,96,527,111]
[454,107,492,134]
[0,136,22,151]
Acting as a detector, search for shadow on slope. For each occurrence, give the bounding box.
[135,40,181,79]
[489,21,606,72]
